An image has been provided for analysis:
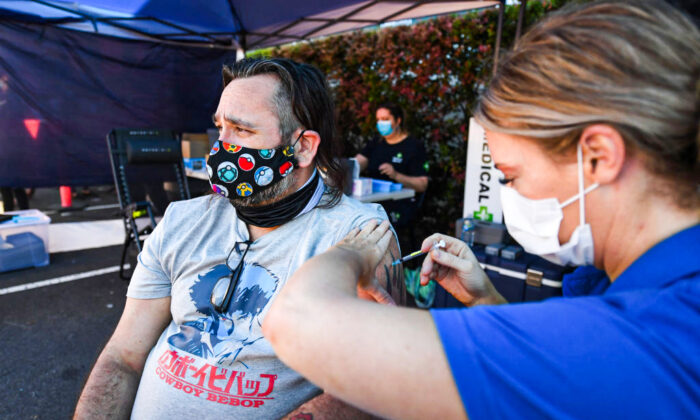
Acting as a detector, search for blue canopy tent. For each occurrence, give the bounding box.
[0,0,499,187]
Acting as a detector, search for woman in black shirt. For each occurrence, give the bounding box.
[355,103,429,228]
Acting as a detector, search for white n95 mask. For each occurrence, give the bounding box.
[500,144,598,266]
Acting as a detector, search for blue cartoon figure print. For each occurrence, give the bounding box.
[167,263,280,368]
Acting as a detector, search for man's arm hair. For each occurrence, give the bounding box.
[375,235,406,306]
[74,297,172,420]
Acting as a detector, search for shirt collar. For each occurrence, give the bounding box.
[297,170,325,217]
[606,223,700,294]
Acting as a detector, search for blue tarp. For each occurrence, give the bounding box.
[0,21,234,187]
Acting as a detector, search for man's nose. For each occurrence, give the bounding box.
[218,127,233,141]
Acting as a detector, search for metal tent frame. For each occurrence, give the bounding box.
[1,0,529,60]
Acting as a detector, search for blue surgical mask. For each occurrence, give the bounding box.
[377,120,393,136]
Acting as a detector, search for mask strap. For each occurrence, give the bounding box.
[577,143,586,226]
[559,144,599,225]
[291,129,306,149]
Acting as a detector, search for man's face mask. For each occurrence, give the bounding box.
[206,131,304,199]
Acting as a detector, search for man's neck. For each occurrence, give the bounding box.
[248,224,278,241]
[245,166,315,241]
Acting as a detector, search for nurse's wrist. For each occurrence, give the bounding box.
[473,286,507,306]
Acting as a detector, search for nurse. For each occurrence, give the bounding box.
[263,1,700,419]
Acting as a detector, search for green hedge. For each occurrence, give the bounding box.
[251,1,569,237]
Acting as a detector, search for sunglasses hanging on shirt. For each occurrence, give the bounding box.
[210,240,252,313]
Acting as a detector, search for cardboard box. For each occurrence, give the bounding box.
[181,133,210,158]
[0,209,51,272]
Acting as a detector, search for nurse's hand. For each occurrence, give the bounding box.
[419,233,506,306]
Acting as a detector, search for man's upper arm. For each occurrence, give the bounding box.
[374,235,406,306]
[75,297,171,419]
[107,297,172,372]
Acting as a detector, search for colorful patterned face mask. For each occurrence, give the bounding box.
[206,131,303,198]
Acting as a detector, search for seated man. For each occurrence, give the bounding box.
[75,58,405,419]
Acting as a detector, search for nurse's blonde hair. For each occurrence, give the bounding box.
[474,0,699,209]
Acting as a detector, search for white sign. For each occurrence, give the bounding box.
[463,118,502,223]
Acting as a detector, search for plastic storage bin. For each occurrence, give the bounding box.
[0,209,51,272]
[371,179,393,193]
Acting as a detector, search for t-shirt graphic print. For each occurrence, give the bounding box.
[127,192,389,419]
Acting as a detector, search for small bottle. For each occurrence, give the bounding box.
[462,218,476,247]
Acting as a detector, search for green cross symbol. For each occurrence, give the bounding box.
[473,206,493,222]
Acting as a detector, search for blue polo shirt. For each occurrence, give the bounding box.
[431,224,700,419]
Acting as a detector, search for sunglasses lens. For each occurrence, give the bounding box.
[210,275,231,310]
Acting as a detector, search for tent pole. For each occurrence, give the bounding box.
[493,0,505,75]
[225,0,247,53]
[515,0,527,40]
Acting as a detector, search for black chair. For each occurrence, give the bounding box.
[106,129,190,280]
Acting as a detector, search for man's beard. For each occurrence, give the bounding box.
[228,170,299,208]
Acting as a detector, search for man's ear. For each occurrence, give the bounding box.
[579,124,626,185]
[295,129,321,168]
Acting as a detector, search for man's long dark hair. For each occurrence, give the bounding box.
[222,58,345,207]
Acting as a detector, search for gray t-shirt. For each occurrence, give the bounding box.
[128,190,388,419]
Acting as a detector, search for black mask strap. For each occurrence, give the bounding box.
[292,129,306,148]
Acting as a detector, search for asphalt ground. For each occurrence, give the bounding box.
[0,186,130,419]
[0,245,129,419]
